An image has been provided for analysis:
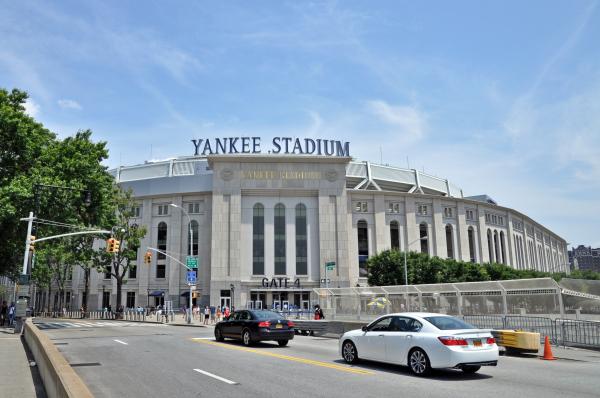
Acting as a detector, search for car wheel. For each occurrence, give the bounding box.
[278,340,289,347]
[461,365,481,374]
[409,348,431,376]
[242,329,252,346]
[342,340,359,364]
[214,327,224,342]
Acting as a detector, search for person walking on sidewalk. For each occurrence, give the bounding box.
[0,301,7,326]
[8,303,15,327]
[203,306,210,325]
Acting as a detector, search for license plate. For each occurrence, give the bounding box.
[276,324,283,329]
[473,340,482,347]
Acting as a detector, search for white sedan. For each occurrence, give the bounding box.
[339,312,498,376]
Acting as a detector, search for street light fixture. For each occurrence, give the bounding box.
[169,203,194,324]
[404,235,428,286]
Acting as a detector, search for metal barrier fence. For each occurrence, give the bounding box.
[463,314,600,349]
[558,319,600,348]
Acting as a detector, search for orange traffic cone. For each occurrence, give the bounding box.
[541,336,556,360]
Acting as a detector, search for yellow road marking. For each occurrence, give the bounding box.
[190,338,374,375]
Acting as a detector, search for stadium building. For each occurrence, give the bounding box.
[52,137,570,311]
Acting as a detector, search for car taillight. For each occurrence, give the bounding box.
[258,321,271,328]
[486,337,496,345]
[287,321,295,327]
[438,336,468,346]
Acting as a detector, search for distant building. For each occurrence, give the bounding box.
[569,245,600,272]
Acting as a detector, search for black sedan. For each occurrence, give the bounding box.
[214,310,295,346]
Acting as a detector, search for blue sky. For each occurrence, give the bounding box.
[1,1,599,249]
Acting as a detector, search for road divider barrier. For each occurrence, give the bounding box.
[23,318,94,398]
[491,330,540,353]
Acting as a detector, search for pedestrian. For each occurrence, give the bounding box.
[107,304,112,319]
[210,305,216,324]
[203,306,210,325]
[216,306,222,322]
[8,302,15,327]
[1,301,8,326]
[182,305,187,320]
[224,306,230,319]
[80,305,85,319]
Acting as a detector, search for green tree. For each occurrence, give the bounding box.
[366,249,600,286]
[93,188,146,313]
[0,89,55,277]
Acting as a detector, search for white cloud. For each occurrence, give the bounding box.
[57,99,82,110]
[367,100,426,141]
[23,98,39,117]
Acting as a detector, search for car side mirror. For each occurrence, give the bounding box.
[361,325,368,332]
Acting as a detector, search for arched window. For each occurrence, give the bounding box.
[252,204,265,275]
[357,220,368,277]
[500,231,506,264]
[487,229,494,263]
[419,223,428,254]
[390,221,400,250]
[494,230,500,264]
[295,204,307,275]
[274,204,286,275]
[188,220,199,256]
[445,224,454,259]
[468,227,476,263]
[157,222,167,278]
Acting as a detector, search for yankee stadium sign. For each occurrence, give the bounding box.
[192,137,350,157]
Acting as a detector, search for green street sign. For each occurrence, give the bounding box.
[186,256,198,269]
[326,261,335,270]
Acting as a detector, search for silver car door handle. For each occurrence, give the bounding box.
[406,335,413,339]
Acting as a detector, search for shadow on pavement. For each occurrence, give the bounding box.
[332,359,494,381]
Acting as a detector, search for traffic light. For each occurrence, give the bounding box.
[113,239,120,252]
[29,235,36,252]
[144,251,152,265]
[106,238,115,253]
[192,292,198,299]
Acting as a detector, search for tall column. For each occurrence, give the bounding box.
[477,206,490,263]
[404,197,418,251]
[432,199,445,257]
[456,202,470,262]
[506,214,517,268]
[374,195,387,253]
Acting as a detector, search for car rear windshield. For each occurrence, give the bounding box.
[251,310,285,320]
[424,316,476,330]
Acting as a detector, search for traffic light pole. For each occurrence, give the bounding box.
[146,247,196,323]
[21,212,34,275]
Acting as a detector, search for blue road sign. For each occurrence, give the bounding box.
[186,271,197,284]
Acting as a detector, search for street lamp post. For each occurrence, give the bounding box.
[404,235,428,286]
[170,203,194,324]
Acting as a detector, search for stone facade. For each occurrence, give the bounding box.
[35,155,569,311]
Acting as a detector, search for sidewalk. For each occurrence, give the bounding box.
[0,326,46,398]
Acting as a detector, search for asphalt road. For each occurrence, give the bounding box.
[36,319,600,398]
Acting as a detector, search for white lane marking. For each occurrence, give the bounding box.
[193,369,238,385]
[63,322,81,328]
[191,337,214,340]
[113,339,128,345]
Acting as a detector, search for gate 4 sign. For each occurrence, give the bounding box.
[186,271,197,284]
[326,261,335,271]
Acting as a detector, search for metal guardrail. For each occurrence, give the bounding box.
[463,315,600,349]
